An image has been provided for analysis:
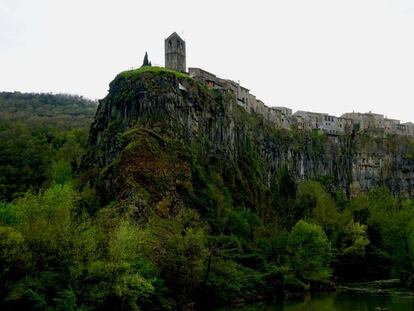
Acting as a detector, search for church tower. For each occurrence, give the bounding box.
[165,32,186,72]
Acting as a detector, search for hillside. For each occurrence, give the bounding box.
[0,92,97,201]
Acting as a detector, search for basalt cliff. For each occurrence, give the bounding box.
[81,67,414,212]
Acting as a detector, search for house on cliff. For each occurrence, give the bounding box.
[163,32,413,138]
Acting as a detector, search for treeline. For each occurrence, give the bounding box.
[0,92,97,129]
[0,92,96,201]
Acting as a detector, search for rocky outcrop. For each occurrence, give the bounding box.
[81,68,414,204]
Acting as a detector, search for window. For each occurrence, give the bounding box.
[168,40,172,47]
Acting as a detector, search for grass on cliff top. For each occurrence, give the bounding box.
[119,66,192,81]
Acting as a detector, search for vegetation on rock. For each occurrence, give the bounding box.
[119,66,191,81]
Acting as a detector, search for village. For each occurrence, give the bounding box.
[165,32,414,137]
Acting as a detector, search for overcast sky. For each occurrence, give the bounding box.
[1,0,414,122]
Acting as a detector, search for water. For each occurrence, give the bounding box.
[218,290,414,311]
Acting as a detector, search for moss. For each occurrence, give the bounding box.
[233,104,265,130]
[118,66,192,81]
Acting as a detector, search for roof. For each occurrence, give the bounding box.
[166,32,185,42]
[294,110,329,117]
[188,67,216,78]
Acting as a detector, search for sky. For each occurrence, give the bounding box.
[1,0,414,122]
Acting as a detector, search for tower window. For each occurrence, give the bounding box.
[168,40,172,47]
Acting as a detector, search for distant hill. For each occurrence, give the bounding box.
[0,92,97,129]
[0,91,97,201]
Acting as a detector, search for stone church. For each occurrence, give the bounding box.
[165,32,186,72]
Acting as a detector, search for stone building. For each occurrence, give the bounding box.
[293,111,324,131]
[337,117,353,134]
[396,123,407,135]
[188,67,288,128]
[271,107,292,129]
[404,122,414,136]
[273,107,292,117]
[177,35,413,137]
[237,85,250,107]
[342,112,414,137]
[188,67,256,110]
[341,112,385,131]
[293,111,350,135]
[188,68,217,87]
[384,118,400,135]
[165,32,186,72]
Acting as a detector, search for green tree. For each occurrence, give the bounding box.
[288,220,332,281]
[339,221,369,258]
[86,219,158,310]
[142,51,151,67]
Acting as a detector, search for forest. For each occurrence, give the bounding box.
[0,92,96,202]
[1,91,414,311]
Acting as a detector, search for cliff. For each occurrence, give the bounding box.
[81,67,414,211]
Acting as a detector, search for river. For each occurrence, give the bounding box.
[218,281,414,311]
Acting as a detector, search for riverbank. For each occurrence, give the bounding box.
[216,280,414,311]
[217,288,414,310]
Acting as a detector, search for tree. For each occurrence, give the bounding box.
[288,220,332,281]
[142,51,151,67]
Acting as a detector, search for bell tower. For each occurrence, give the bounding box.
[165,32,186,72]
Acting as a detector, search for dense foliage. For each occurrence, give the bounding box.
[2,169,414,310]
[0,92,96,201]
[1,85,414,310]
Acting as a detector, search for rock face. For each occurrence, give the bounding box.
[82,68,414,206]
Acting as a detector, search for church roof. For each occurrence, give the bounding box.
[166,32,185,42]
